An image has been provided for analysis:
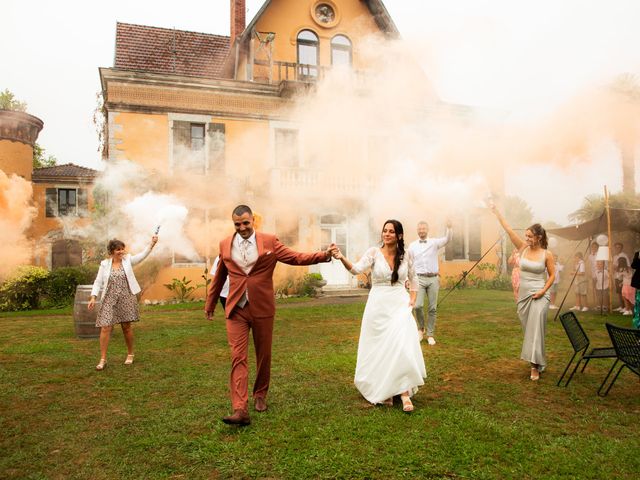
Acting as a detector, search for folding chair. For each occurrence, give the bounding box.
[597,323,640,397]
[556,312,616,387]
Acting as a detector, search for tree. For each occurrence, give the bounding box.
[503,195,533,230]
[569,192,640,223]
[0,88,58,169]
[0,89,27,112]
[32,143,57,169]
[610,73,640,195]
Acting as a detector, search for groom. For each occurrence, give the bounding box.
[205,205,335,426]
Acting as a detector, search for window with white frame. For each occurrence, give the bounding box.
[172,120,225,174]
[45,187,88,217]
[275,128,300,168]
[331,35,352,67]
[445,211,482,261]
[297,30,319,79]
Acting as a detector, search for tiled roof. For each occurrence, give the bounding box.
[32,163,98,180]
[114,22,231,79]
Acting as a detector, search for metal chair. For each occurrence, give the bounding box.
[597,323,640,397]
[556,312,616,387]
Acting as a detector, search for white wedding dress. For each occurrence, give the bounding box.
[349,247,426,404]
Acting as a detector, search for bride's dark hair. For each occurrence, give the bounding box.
[382,219,405,284]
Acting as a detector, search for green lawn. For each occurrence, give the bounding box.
[1,290,638,479]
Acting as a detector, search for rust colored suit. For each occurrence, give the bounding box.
[205,232,329,411]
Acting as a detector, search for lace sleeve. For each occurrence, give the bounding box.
[407,250,418,291]
[350,247,377,275]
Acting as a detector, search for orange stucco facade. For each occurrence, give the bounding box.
[98,0,503,301]
[0,140,32,180]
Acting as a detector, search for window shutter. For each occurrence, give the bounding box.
[468,214,482,261]
[77,188,88,217]
[45,188,57,217]
[208,123,226,172]
[172,121,191,168]
[445,215,465,261]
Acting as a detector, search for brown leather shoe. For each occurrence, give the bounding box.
[222,409,250,426]
[254,397,267,412]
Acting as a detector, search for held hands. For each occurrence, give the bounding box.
[327,243,343,260]
[325,243,338,260]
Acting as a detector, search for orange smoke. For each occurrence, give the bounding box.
[0,169,36,281]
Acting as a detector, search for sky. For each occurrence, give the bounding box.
[3,0,640,224]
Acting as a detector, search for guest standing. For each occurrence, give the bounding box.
[491,206,555,381]
[631,251,640,328]
[617,257,635,316]
[88,235,158,370]
[407,220,452,345]
[508,249,521,301]
[569,253,588,312]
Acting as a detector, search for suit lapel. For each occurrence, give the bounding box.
[223,235,241,270]
[256,232,265,258]
[225,234,235,259]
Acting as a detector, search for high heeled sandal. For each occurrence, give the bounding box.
[400,394,414,413]
[124,354,135,365]
[381,397,394,407]
[95,359,107,371]
[530,367,540,381]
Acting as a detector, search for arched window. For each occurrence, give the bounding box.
[297,30,319,79]
[331,35,352,67]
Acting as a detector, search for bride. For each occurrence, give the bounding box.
[333,219,426,412]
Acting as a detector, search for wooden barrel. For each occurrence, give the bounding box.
[73,285,101,339]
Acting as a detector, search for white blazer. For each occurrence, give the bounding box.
[90,245,152,300]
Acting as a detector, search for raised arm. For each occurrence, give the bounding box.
[334,247,375,275]
[273,238,333,266]
[130,235,158,265]
[490,205,525,250]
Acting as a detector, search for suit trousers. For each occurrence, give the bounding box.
[413,275,440,336]
[225,305,274,412]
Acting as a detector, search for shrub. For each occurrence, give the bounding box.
[442,263,511,291]
[0,266,50,311]
[164,276,198,303]
[43,264,99,307]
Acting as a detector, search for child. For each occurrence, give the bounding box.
[594,260,610,313]
[618,257,635,316]
[549,254,564,309]
[570,252,588,312]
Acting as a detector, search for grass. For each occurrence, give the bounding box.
[1,290,638,479]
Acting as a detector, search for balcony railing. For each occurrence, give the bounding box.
[253,60,366,86]
[270,167,376,195]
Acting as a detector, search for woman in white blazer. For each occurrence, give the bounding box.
[89,235,158,370]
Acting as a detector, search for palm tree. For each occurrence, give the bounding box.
[569,192,640,223]
[610,73,640,195]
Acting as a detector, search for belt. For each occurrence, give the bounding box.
[418,273,438,277]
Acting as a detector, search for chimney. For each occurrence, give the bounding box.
[230,0,246,46]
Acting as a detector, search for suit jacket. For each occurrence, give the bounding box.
[205,232,330,319]
[90,246,152,300]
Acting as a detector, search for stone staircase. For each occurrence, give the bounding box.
[321,286,369,298]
